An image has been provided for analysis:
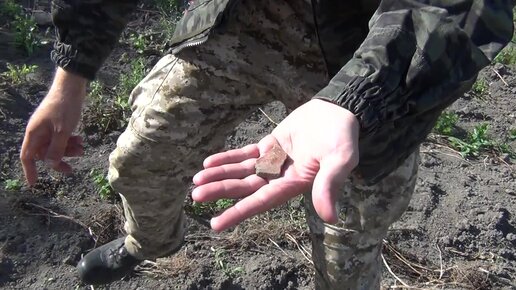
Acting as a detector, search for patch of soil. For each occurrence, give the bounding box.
[1,3,515,290]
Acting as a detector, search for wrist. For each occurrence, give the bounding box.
[48,67,88,101]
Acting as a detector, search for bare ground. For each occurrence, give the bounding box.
[0,3,515,290]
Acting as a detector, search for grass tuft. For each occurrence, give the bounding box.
[433,112,459,136]
[470,78,489,99]
[13,14,39,56]
[4,178,22,191]
[1,63,37,85]
[90,169,116,200]
[1,0,23,19]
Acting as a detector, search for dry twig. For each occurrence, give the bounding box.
[491,67,509,87]
[258,108,279,126]
[285,233,312,265]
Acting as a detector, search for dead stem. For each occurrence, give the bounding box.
[258,108,279,126]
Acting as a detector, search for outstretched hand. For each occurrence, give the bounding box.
[20,68,87,186]
[192,99,360,232]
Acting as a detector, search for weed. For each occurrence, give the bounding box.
[90,169,115,200]
[494,45,516,65]
[159,17,178,39]
[509,128,516,141]
[470,78,489,98]
[115,58,146,122]
[13,14,39,55]
[118,58,146,98]
[190,198,234,216]
[83,59,147,134]
[433,112,458,136]
[1,0,23,19]
[497,142,516,159]
[154,0,182,15]
[213,248,244,278]
[84,80,116,133]
[447,124,493,158]
[4,179,22,191]
[155,0,183,39]
[1,63,37,85]
[128,33,148,54]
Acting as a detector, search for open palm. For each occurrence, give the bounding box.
[192,99,360,232]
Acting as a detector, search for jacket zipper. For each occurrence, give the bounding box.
[171,35,210,54]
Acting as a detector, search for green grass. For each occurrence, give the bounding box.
[494,46,516,65]
[115,57,146,124]
[190,199,234,216]
[509,128,516,141]
[433,112,459,136]
[471,78,489,99]
[128,33,149,54]
[84,58,147,134]
[13,14,39,55]
[1,0,23,19]
[154,0,182,15]
[213,248,244,278]
[90,169,116,200]
[4,178,22,191]
[446,123,514,158]
[1,63,37,85]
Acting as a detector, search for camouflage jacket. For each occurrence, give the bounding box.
[51,0,514,183]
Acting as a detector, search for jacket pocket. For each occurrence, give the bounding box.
[169,0,235,54]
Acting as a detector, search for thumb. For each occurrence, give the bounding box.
[312,153,356,223]
[45,133,69,168]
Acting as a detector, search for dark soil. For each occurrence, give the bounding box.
[1,3,515,290]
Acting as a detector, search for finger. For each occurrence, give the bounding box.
[68,135,83,146]
[193,158,257,185]
[210,180,303,232]
[312,154,356,224]
[192,175,267,202]
[45,132,69,169]
[63,144,84,157]
[20,135,40,186]
[50,160,73,175]
[63,140,84,157]
[257,134,280,155]
[203,144,259,168]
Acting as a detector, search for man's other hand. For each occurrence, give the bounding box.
[20,68,87,186]
[193,99,360,232]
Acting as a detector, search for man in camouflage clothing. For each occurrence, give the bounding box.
[20,0,513,288]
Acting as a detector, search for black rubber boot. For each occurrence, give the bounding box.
[77,237,142,285]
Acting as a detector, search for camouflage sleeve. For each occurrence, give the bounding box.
[314,0,514,137]
[50,0,139,80]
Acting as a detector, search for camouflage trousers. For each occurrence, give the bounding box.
[107,0,418,289]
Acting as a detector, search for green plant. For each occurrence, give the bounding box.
[154,0,181,15]
[190,198,234,216]
[128,33,148,54]
[114,58,146,124]
[1,63,37,85]
[509,128,516,141]
[118,58,146,98]
[213,249,244,278]
[494,45,516,65]
[433,112,459,136]
[90,169,115,200]
[448,124,493,157]
[84,80,117,133]
[83,59,147,134]
[471,78,489,98]
[13,14,39,55]
[4,178,22,191]
[1,0,23,19]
